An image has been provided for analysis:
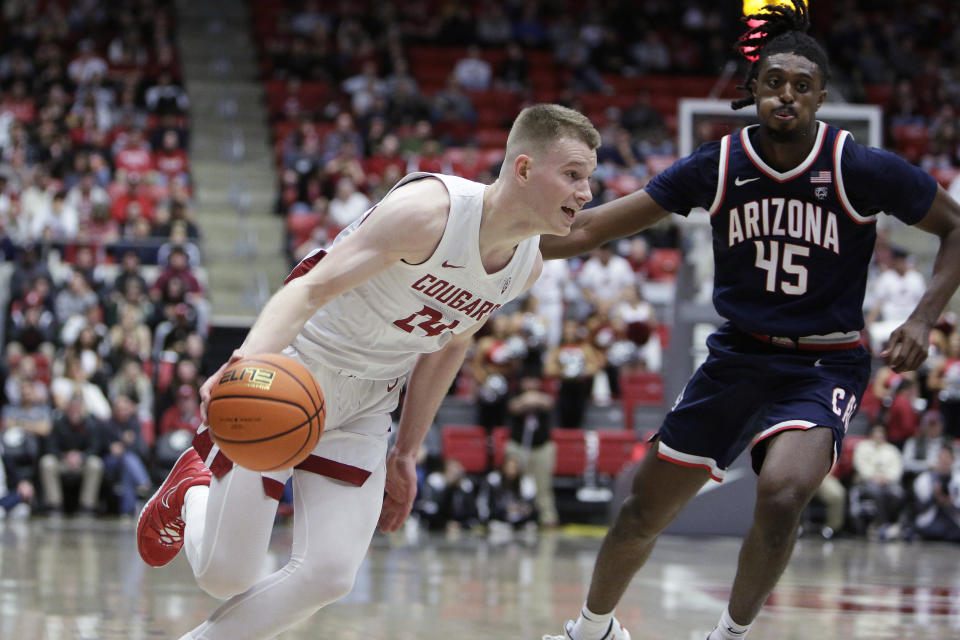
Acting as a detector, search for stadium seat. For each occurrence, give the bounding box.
[891,124,930,164]
[141,417,156,448]
[620,372,665,431]
[931,167,960,189]
[492,426,509,468]
[645,155,677,176]
[621,372,664,404]
[441,424,489,473]
[476,128,509,149]
[654,323,671,349]
[647,248,682,281]
[551,429,587,476]
[832,434,866,481]
[864,83,894,107]
[287,211,323,248]
[859,383,882,423]
[596,430,637,476]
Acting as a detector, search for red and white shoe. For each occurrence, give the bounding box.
[137,447,211,567]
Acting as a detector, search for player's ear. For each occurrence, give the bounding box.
[815,88,827,111]
[514,154,532,184]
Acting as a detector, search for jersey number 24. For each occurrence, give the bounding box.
[393,304,461,337]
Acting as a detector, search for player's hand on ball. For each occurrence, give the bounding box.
[200,349,245,423]
[379,449,418,533]
[882,318,930,373]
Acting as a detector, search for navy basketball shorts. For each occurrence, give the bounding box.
[657,323,871,481]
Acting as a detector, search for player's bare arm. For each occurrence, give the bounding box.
[884,187,960,373]
[540,189,671,259]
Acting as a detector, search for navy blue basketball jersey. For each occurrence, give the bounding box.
[645,121,937,337]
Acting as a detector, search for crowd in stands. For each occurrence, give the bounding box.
[831,254,960,543]
[0,0,210,519]
[3,0,960,539]
[261,0,960,259]
[785,241,960,543]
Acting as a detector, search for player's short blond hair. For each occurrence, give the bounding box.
[504,104,600,165]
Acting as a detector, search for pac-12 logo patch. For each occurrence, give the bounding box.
[814,186,829,200]
[501,277,512,294]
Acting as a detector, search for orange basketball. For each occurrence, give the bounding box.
[208,353,325,472]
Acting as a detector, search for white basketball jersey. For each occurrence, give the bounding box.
[287,173,540,380]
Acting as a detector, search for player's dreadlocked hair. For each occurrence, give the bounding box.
[731,0,830,110]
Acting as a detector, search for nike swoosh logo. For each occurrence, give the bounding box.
[814,359,824,367]
[160,477,193,509]
[441,260,464,268]
[386,378,400,392]
[734,176,760,186]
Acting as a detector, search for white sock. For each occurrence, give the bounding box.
[708,608,751,640]
[182,484,209,569]
[571,605,614,640]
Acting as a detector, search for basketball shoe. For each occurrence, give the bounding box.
[543,617,632,640]
[137,447,211,567]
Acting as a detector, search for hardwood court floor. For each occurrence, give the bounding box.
[2,517,960,639]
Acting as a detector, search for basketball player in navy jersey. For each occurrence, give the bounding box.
[543,3,960,640]
[135,104,600,639]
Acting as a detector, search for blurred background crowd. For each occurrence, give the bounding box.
[1,0,960,543]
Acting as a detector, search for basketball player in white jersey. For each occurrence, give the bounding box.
[136,104,599,639]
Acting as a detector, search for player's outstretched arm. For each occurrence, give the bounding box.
[540,189,671,259]
[884,187,960,372]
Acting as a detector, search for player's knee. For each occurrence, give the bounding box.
[302,559,357,604]
[317,572,356,604]
[756,483,809,531]
[194,563,260,600]
[618,495,667,539]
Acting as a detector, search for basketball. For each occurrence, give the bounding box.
[207,353,325,472]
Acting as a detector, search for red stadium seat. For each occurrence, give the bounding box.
[891,125,930,164]
[141,417,156,448]
[467,89,520,110]
[647,248,682,281]
[645,155,677,176]
[442,425,489,473]
[551,429,587,476]
[654,323,671,349]
[604,173,643,197]
[931,167,960,189]
[492,426,509,468]
[476,128,509,148]
[621,372,664,406]
[620,372,665,431]
[832,435,866,480]
[864,83,894,107]
[287,211,324,248]
[596,431,637,476]
[476,105,506,127]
